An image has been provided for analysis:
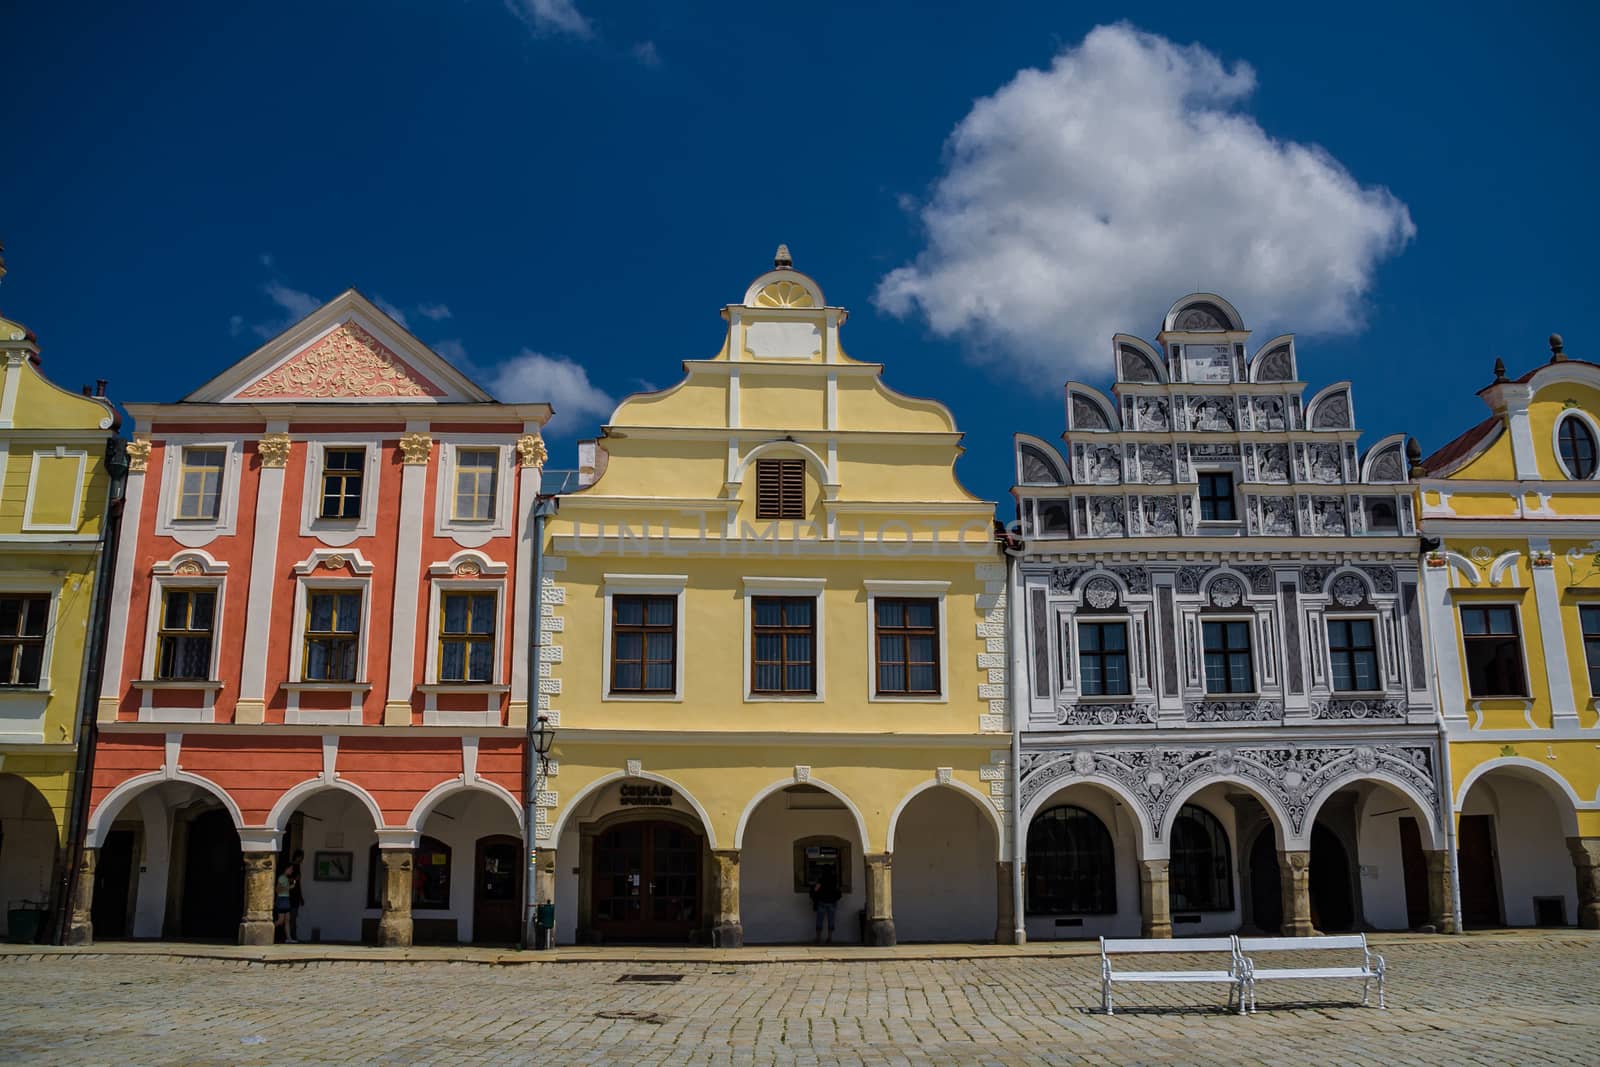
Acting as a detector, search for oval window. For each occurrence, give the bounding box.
[1558,415,1598,479]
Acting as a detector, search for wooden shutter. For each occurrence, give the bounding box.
[756,459,805,519]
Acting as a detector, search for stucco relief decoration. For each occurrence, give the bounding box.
[237,323,445,400]
[1072,395,1110,431]
[1330,574,1367,607]
[1254,396,1287,431]
[1141,496,1178,536]
[1020,445,1058,485]
[1088,498,1125,537]
[1108,566,1151,595]
[174,560,203,576]
[1207,576,1244,608]
[1082,577,1120,610]
[517,433,548,470]
[454,560,483,577]
[1369,447,1404,482]
[1530,550,1554,569]
[1049,566,1090,595]
[1256,347,1293,382]
[321,555,349,571]
[1309,444,1343,483]
[125,436,152,473]
[399,432,433,465]
[1177,306,1226,330]
[1135,397,1169,431]
[1311,392,1352,430]
[1058,702,1156,727]
[754,281,815,308]
[1425,551,1447,569]
[1179,495,1195,535]
[1357,565,1398,594]
[1185,698,1282,723]
[1311,697,1405,721]
[1237,566,1275,596]
[1261,496,1295,535]
[1189,396,1236,432]
[1139,445,1174,483]
[1310,497,1347,535]
[257,433,292,468]
[1120,348,1159,383]
[1469,546,1493,565]
[1564,542,1600,585]
[1087,446,1121,484]
[1175,565,1213,595]
[1257,445,1290,483]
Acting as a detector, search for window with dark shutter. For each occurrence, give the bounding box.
[755,459,806,520]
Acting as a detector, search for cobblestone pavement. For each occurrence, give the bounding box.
[2,934,1597,1065]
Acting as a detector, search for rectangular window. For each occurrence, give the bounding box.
[1584,606,1600,697]
[1327,618,1380,692]
[755,459,805,520]
[321,447,365,519]
[1202,620,1253,694]
[176,448,226,521]
[157,589,216,680]
[304,591,361,682]
[453,448,499,522]
[1078,621,1131,697]
[611,595,676,693]
[1197,472,1236,521]
[439,591,497,683]
[0,595,49,687]
[874,598,939,695]
[751,596,815,694]
[1460,605,1527,697]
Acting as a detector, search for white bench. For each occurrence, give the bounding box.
[1098,936,1247,1015]
[1235,934,1386,1012]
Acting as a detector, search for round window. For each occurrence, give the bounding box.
[1557,415,1597,479]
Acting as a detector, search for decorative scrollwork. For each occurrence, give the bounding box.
[1082,577,1120,610]
[1184,698,1282,723]
[1330,574,1367,607]
[1056,702,1157,727]
[1207,576,1244,608]
[1310,697,1406,721]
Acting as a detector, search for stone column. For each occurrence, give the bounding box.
[1423,850,1458,933]
[1278,850,1315,936]
[376,849,414,947]
[1567,837,1600,930]
[710,849,743,947]
[238,853,276,946]
[864,853,896,946]
[994,861,1023,944]
[66,847,96,945]
[1139,858,1173,939]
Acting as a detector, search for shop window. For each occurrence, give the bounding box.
[157,589,216,680]
[320,447,365,519]
[792,835,852,894]
[755,459,805,520]
[1327,618,1380,693]
[1202,620,1254,694]
[1460,605,1527,697]
[175,447,226,521]
[873,598,939,695]
[751,596,815,694]
[1169,805,1233,912]
[1025,805,1115,915]
[1078,621,1130,696]
[367,836,452,910]
[610,594,676,693]
[0,595,49,687]
[1580,605,1600,697]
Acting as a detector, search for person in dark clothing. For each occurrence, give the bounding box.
[288,850,306,942]
[809,868,842,944]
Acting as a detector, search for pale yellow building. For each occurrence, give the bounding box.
[1417,335,1600,928]
[537,249,1012,944]
[0,303,120,941]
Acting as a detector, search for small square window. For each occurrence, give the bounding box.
[176,448,227,521]
[0,595,49,687]
[453,448,499,522]
[1460,605,1527,697]
[321,448,365,519]
[755,459,806,520]
[1198,472,1236,522]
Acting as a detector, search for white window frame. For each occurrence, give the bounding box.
[602,574,688,702]
[422,576,509,725]
[1322,612,1385,695]
[1457,600,1533,700]
[1199,614,1258,697]
[1072,615,1136,700]
[1553,410,1600,481]
[136,554,229,723]
[283,577,373,725]
[0,579,61,742]
[300,436,383,546]
[742,577,826,703]
[155,438,245,547]
[21,447,89,532]
[434,438,515,548]
[863,579,948,702]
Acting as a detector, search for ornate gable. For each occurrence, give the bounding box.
[235,321,446,400]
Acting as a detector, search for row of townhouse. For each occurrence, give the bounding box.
[0,250,1596,947]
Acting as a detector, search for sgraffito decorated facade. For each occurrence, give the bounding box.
[537,250,1013,945]
[1009,295,1454,940]
[1417,336,1600,929]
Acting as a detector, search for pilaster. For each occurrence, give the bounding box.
[1423,850,1458,934]
[384,430,431,725]
[235,429,290,724]
[1139,858,1173,939]
[1278,849,1315,936]
[864,853,896,946]
[377,849,414,946]
[238,853,276,946]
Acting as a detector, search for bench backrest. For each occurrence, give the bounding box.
[1101,936,1237,956]
[1235,934,1367,953]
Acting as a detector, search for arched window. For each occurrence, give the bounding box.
[1169,805,1233,912]
[1558,416,1597,479]
[1025,805,1115,914]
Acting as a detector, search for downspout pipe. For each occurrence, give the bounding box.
[1005,534,1027,944]
[54,436,128,943]
[522,496,556,949]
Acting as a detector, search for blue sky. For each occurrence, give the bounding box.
[2,1,1595,503]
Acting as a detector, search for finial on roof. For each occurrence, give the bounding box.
[1406,437,1424,479]
[1549,333,1566,363]
[774,244,792,270]
[1492,357,1507,382]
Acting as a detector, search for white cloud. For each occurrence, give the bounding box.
[374,296,410,329]
[417,302,452,321]
[631,41,661,67]
[876,23,1416,379]
[489,349,614,431]
[504,0,592,38]
[253,281,322,337]
[228,314,244,337]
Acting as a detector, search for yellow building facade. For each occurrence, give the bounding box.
[537,250,1012,945]
[1418,336,1600,928]
[0,307,120,941]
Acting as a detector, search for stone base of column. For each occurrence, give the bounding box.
[709,849,742,948]
[1139,858,1173,939]
[66,847,95,946]
[238,852,276,946]
[1567,837,1600,930]
[864,853,896,947]
[1278,849,1315,937]
[376,913,414,947]
[994,861,1023,944]
[865,918,897,947]
[1422,850,1458,934]
[377,849,414,947]
[711,922,744,948]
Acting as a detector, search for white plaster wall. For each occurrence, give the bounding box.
[1024,784,1142,941]
[743,798,864,944]
[0,776,57,938]
[1352,791,1415,931]
[130,789,174,938]
[892,788,997,942]
[292,790,378,944]
[1462,777,1575,926]
[419,789,522,944]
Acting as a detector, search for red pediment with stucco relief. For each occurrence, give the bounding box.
[235,321,447,400]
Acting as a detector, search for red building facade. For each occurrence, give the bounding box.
[74,292,549,945]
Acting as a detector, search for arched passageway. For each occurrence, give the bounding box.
[274,787,380,944]
[740,784,864,944]
[0,774,59,941]
[1457,766,1580,927]
[414,789,523,944]
[1023,783,1143,940]
[891,786,998,942]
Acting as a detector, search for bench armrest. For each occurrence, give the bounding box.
[1366,949,1386,976]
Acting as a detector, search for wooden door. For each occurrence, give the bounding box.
[473,835,522,944]
[1457,814,1501,927]
[1398,817,1428,929]
[590,820,701,941]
